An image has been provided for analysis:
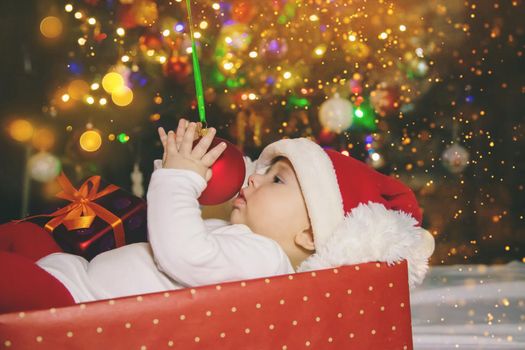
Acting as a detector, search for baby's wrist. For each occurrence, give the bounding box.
[155,167,206,182]
[170,165,207,180]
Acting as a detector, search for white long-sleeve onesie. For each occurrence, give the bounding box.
[36,168,294,303]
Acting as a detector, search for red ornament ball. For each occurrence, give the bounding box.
[197,137,245,205]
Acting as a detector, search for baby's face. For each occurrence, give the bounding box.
[230,158,311,250]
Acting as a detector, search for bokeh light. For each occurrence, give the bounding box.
[79,130,102,152]
[68,79,90,100]
[117,133,130,143]
[28,151,61,182]
[111,86,134,106]
[8,119,34,142]
[40,16,63,39]
[102,72,125,93]
[32,128,55,151]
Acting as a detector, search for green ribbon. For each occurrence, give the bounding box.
[185,0,206,125]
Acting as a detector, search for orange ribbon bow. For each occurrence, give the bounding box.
[20,172,126,248]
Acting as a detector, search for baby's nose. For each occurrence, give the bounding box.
[248,174,256,187]
[247,173,260,187]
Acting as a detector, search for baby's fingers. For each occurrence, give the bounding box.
[201,141,227,168]
[158,127,168,166]
[158,127,168,148]
[179,122,197,155]
[176,118,188,150]
[192,127,216,159]
[166,130,178,155]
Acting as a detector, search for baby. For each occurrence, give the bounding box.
[0,118,434,311]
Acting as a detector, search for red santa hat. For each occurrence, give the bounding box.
[255,138,435,288]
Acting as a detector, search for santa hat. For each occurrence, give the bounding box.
[255,138,435,288]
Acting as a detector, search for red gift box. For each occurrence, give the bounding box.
[0,261,413,349]
[26,173,147,260]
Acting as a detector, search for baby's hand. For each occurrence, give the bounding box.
[158,119,202,165]
[157,119,226,181]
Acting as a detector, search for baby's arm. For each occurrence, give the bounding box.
[148,120,230,285]
[148,167,217,286]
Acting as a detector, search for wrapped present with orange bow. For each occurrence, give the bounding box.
[24,172,147,260]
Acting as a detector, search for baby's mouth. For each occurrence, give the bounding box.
[233,190,247,208]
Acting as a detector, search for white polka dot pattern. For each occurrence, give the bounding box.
[0,261,412,349]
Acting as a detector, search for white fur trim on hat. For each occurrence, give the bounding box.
[297,202,435,288]
[256,138,345,248]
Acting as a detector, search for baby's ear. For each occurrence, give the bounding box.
[294,229,315,252]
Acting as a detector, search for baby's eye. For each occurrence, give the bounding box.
[273,175,283,184]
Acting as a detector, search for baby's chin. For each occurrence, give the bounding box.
[230,208,241,224]
[229,208,243,225]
